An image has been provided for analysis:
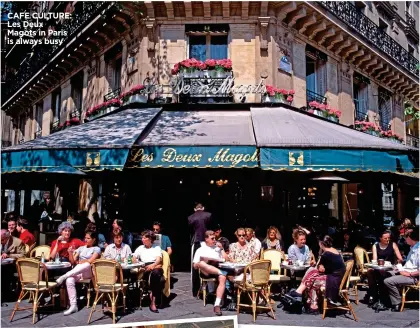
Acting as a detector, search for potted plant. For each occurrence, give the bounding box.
[354,121,381,137]
[380,130,404,143]
[65,117,80,127]
[86,98,122,119]
[214,59,232,78]
[326,107,341,123]
[308,101,327,117]
[120,85,147,104]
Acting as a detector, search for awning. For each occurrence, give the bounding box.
[251,106,418,173]
[127,111,258,168]
[1,108,161,173]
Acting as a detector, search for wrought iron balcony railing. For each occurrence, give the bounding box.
[354,99,368,121]
[306,90,327,105]
[70,109,81,119]
[104,87,121,101]
[18,138,25,144]
[319,1,419,78]
[2,2,109,103]
[406,134,419,148]
[406,11,416,29]
[1,140,12,148]
[51,120,60,133]
[34,129,42,139]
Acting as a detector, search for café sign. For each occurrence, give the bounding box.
[127,146,259,168]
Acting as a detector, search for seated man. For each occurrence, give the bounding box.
[104,230,132,260]
[214,225,230,253]
[16,217,35,246]
[152,222,172,256]
[193,230,229,316]
[384,229,419,311]
[1,229,26,259]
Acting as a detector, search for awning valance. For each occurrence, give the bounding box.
[251,107,417,173]
[1,108,161,173]
[128,110,258,168]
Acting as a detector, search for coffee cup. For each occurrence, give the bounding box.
[371,260,378,265]
[378,259,385,266]
[385,261,391,266]
[297,260,304,266]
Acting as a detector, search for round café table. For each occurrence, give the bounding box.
[364,263,394,312]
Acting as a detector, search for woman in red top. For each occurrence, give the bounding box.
[50,222,84,262]
[16,217,35,246]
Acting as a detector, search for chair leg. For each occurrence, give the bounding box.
[32,289,39,324]
[203,282,207,306]
[139,283,143,310]
[122,290,126,313]
[50,290,55,308]
[346,294,358,322]
[354,284,359,305]
[88,291,100,324]
[10,289,25,322]
[400,287,406,312]
[112,297,116,325]
[322,294,327,320]
[86,284,91,308]
[251,291,257,322]
[237,289,241,314]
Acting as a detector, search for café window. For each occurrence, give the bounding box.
[187,24,229,61]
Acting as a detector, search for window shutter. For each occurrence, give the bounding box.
[317,60,327,96]
[106,61,114,91]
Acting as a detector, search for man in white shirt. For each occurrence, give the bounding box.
[104,230,132,260]
[193,230,228,316]
[245,228,261,256]
[384,229,419,312]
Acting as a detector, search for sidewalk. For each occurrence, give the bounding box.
[1,272,418,328]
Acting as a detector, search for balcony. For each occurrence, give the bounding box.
[34,129,42,139]
[306,90,327,106]
[319,1,419,78]
[51,120,61,134]
[104,88,121,102]
[18,138,25,144]
[406,11,416,29]
[2,2,108,102]
[406,134,419,148]
[405,11,419,43]
[1,140,12,148]
[354,99,368,121]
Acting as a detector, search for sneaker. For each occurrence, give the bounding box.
[287,290,303,301]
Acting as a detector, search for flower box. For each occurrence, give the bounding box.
[86,99,122,119]
[328,116,339,123]
[365,130,379,137]
[172,59,232,77]
[120,85,147,104]
[313,109,326,117]
[89,106,119,119]
[124,94,148,105]
[264,85,294,105]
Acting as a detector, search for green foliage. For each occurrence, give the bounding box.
[404,102,419,121]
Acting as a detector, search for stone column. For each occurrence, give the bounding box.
[338,63,354,126]
[291,39,306,108]
[121,39,128,92]
[60,79,71,123]
[326,57,339,110]
[42,94,52,136]
[230,24,257,102]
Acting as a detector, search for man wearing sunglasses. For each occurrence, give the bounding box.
[384,228,419,312]
[193,230,229,316]
[152,222,172,256]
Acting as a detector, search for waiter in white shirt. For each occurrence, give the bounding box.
[193,230,229,316]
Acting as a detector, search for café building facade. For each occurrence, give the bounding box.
[1,2,419,266]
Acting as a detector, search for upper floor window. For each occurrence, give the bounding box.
[408,44,415,55]
[378,87,392,130]
[104,43,122,95]
[187,24,229,61]
[52,88,61,122]
[406,1,414,15]
[305,45,327,103]
[379,19,388,33]
[71,71,83,114]
[353,73,370,121]
[34,102,43,138]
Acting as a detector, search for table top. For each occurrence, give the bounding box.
[1,258,14,265]
[219,262,248,269]
[44,262,72,270]
[119,262,145,269]
[281,263,310,271]
[365,263,393,270]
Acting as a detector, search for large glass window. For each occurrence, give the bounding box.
[306,57,317,94]
[353,74,369,121]
[71,72,83,114]
[378,87,392,130]
[189,35,228,60]
[52,88,61,122]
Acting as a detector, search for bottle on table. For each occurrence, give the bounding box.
[127,254,132,265]
[55,253,60,263]
[41,252,45,263]
[117,254,121,263]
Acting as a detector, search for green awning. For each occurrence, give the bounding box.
[1,108,161,173]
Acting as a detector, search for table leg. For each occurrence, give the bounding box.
[60,285,68,308]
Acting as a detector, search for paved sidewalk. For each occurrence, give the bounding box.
[1,272,418,328]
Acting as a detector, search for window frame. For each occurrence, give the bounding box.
[187,32,229,60]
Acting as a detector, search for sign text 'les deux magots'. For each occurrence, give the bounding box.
[129,147,259,166]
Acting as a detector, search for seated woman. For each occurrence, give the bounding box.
[104,229,132,261]
[228,227,258,263]
[50,222,85,262]
[55,231,101,315]
[261,226,284,251]
[85,222,107,251]
[133,230,164,313]
[287,235,345,314]
[367,229,403,306]
[287,228,313,265]
[111,219,133,248]
[337,230,355,253]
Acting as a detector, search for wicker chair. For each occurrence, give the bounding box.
[236,260,275,322]
[24,243,36,256]
[196,269,217,306]
[353,246,370,287]
[10,258,57,324]
[30,245,51,260]
[88,260,128,324]
[401,280,420,312]
[77,278,93,308]
[321,260,358,321]
[261,249,290,294]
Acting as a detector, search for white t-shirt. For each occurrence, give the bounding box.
[193,243,223,264]
[134,245,162,263]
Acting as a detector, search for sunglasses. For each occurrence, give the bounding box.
[153,228,160,232]
[237,234,246,237]
[208,237,216,240]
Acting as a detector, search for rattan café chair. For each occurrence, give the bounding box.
[236,259,275,322]
[88,259,128,324]
[10,258,57,324]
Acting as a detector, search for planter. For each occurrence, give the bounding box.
[328,116,339,123]
[312,109,326,117]
[124,94,148,105]
[262,95,275,103]
[389,138,402,144]
[365,130,380,137]
[214,71,228,78]
[89,106,119,120]
[183,71,200,78]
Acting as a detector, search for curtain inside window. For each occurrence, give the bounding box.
[210,36,228,59]
[189,36,206,61]
[306,57,317,93]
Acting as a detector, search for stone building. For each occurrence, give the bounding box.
[1,2,419,263]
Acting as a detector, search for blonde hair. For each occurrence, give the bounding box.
[245,228,254,234]
[266,226,282,241]
[292,228,306,241]
[402,218,412,228]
